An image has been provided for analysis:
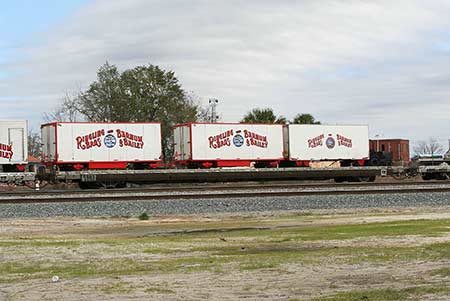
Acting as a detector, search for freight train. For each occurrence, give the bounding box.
[36,121,373,170]
[173,123,369,168]
[0,120,447,186]
[0,120,384,171]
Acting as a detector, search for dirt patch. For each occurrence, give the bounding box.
[1,207,450,300]
[2,260,449,301]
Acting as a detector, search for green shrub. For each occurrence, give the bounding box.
[138,212,149,220]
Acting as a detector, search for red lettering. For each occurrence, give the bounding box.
[243,130,268,148]
[246,138,268,148]
[337,134,352,148]
[76,136,84,150]
[0,143,13,159]
[116,129,144,149]
[75,129,105,150]
[208,129,233,149]
[308,134,325,148]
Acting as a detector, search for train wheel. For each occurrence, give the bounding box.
[422,174,433,181]
[79,182,95,189]
[99,181,126,189]
[334,177,346,183]
[392,172,406,180]
[358,176,376,182]
[79,181,126,189]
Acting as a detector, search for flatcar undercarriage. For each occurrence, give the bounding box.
[2,164,450,189]
[35,167,385,189]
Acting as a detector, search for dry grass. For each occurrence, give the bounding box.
[0,209,450,300]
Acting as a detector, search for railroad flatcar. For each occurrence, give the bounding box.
[284,124,370,167]
[173,122,285,168]
[0,120,28,172]
[173,122,370,168]
[41,122,162,170]
[412,150,450,180]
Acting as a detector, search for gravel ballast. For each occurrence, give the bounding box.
[1,192,450,218]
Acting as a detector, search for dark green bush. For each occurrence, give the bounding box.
[138,212,149,220]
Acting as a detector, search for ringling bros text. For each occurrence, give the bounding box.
[208,129,268,149]
[308,134,353,148]
[76,129,144,150]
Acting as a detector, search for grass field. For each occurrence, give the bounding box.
[1,208,450,300]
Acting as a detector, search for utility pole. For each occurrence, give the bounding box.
[208,98,219,123]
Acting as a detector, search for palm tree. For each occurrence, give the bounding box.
[241,108,286,124]
[292,113,320,124]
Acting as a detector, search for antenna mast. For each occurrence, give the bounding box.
[208,98,219,123]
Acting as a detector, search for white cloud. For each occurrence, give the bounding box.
[2,0,450,147]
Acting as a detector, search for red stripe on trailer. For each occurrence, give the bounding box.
[150,162,172,169]
[268,161,279,167]
[41,121,162,126]
[217,160,251,167]
[174,122,287,127]
[88,162,128,169]
[15,164,26,171]
[73,164,84,171]
[201,162,214,168]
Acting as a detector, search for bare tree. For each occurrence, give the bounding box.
[196,101,221,123]
[43,92,83,122]
[413,138,444,156]
[28,129,42,158]
[184,92,212,122]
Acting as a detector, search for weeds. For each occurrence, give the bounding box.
[315,286,450,301]
[138,212,149,220]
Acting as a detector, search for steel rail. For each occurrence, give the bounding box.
[1,180,450,197]
[1,185,450,204]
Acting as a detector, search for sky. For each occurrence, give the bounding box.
[1,0,450,150]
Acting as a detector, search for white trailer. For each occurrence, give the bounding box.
[174,123,284,167]
[41,122,162,169]
[284,124,369,165]
[0,120,28,171]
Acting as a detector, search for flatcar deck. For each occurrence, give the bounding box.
[0,172,36,184]
[43,166,387,184]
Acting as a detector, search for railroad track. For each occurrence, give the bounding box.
[3,180,450,195]
[1,181,450,204]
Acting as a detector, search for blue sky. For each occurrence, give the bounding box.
[0,0,88,39]
[1,0,450,150]
[0,0,88,64]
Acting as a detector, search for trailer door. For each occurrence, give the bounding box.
[9,128,24,162]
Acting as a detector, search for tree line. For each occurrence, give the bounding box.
[241,108,320,125]
[31,62,321,159]
[29,62,446,159]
